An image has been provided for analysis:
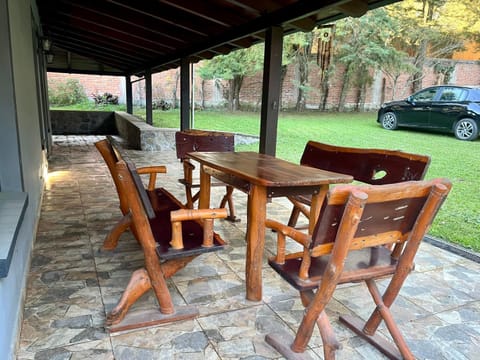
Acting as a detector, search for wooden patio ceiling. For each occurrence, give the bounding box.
[37,0,399,76]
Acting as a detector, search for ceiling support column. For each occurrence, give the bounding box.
[145,69,153,125]
[180,57,190,130]
[259,26,283,156]
[125,75,133,114]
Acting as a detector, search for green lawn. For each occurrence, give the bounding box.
[52,105,480,252]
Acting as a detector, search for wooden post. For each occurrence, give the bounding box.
[145,69,153,125]
[260,26,283,156]
[180,58,190,131]
[125,75,133,114]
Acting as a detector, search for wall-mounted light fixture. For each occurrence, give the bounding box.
[40,37,54,64]
[42,38,52,52]
[46,52,55,64]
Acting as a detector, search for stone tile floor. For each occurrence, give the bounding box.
[16,136,480,359]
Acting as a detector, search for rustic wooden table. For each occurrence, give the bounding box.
[187,151,353,301]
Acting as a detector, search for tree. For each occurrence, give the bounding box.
[198,45,263,111]
[333,8,407,111]
[386,0,480,92]
[282,32,314,111]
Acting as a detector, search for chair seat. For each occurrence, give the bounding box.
[148,188,225,260]
[268,246,398,291]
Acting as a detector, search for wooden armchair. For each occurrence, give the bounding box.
[288,141,431,228]
[265,178,451,360]
[176,129,238,221]
[95,138,167,250]
[106,159,227,332]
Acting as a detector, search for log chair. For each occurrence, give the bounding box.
[265,178,451,360]
[288,141,431,229]
[95,138,167,250]
[105,159,227,332]
[176,129,239,221]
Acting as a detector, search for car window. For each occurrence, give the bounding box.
[466,89,480,101]
[438,88,467,102]
[411,88,437,102]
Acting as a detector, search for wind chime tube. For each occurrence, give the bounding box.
[317,25,335,81]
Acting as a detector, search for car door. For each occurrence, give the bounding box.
[399,87,439,126]
[430,87,468,130]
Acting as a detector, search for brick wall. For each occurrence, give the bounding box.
[48,58,480,110]
[47,73,124,102]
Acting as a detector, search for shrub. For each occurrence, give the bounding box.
[152,99,171,110]
[49,79,88,106]
[92,92,119,105]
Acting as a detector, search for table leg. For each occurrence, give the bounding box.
[245,184,267,301]
[309,185,329,235]
[198,165,211,209]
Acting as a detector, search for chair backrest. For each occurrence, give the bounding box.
[310,178,451,254]
[175,129,234,160]
[300,141,430,185]
[123,160,157,219]
[95,139,129,213]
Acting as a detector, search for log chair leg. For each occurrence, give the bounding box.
[102,213,131,250]
[106,268,152,326]
[106,256,197,327]
[317,311,341,360]
[185,186,195,208]
[366,279,414,359]
[219,185,239,222]
[300,291,340,359]
[339,279,414,360]
[287,206,301,227]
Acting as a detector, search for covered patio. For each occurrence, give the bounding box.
[16,136,480,359]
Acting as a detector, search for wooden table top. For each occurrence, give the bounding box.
[187,151,353,187]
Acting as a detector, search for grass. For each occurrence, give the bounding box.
[51,105,480,252]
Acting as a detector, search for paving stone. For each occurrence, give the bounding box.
[16,135,480,360]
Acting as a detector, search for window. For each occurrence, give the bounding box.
[438,87,467,102]
[412,88,438,102]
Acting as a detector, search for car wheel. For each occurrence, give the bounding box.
[454,118,478,141]
[381,112,398,130]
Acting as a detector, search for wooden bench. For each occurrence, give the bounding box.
[265,178,451,359]
[106,159,227,332]
[176,129,238,221]
[288,141,431,228]
[95,138,168,250]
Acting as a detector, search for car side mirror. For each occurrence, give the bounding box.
[406,96,415,105]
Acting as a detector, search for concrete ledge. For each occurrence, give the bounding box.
[114,112,176,151]
[424,235,480,263]
[114,112,259,151]
[0,192,28,277]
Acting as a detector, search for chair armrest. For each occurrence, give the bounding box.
[137,166,167,190]
[265,219,311,264]
[170,208,228,249]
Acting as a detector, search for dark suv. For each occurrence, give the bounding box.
[377,85,480,140]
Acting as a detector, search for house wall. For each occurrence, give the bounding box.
[0,0,47,358]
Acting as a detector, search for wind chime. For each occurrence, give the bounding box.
[317,24,335,81]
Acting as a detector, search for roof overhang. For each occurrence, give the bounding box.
[37,0,400,76]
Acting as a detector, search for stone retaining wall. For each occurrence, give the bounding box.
[50,110,258,151]
[50,110,117,135]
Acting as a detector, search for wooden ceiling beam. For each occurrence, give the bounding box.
[106,0,219,36]
[63,0,193,43]
[51,39,138,70]
[42,11,172,53]
[47,29,149,63]
[159,0,257,27]
[336,0,369,17]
